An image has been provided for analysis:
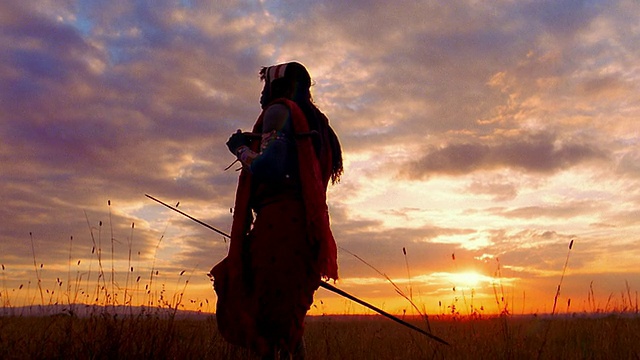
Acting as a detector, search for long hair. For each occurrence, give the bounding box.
[260,63,343,184]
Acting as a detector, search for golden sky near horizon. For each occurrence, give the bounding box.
[1,0,639,316]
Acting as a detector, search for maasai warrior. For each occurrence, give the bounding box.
[210,62,343,359]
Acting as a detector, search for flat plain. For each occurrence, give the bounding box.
[1,310,639,359]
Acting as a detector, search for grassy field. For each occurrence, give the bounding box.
[1,311,639,359]
[2,214,638,358]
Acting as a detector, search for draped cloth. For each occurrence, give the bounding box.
[210,98,338,354]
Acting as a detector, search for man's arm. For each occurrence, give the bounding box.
[248,104,292,180]
[233,104,292,181]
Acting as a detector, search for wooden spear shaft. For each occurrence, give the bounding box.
[318,281,449,345]
[145,194,229,238]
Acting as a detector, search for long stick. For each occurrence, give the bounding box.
[319,281,449,345]
[145,194,449,345]
[145,194,229,238]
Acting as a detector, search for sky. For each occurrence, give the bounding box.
[1,0,640,316]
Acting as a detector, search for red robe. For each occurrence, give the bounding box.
[210,98,338,353]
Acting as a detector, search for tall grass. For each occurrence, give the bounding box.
[536,239,575,359]
[552,239,574,315]
[28,232,45,307]
[2,313,639,359]
[1,200,202,316]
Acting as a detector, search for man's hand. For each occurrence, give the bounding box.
[226,130,249,155]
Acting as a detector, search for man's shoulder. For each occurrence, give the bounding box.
[262,103,290,132]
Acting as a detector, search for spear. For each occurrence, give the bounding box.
[145,194,228,238]
[318,281,449,345]
[145,194,450,346]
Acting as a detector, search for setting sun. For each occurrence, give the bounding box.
[447,271,491,289]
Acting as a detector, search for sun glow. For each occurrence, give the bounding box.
[447,271,492,289]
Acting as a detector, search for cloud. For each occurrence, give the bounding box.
[466,178,519,202]
[0,1,264,206]
[497,200,608,220]
[400,132,609,179]
[617,149,640,178]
